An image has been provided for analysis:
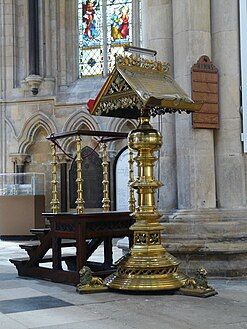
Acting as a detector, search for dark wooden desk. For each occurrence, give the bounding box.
[10,211,133,285]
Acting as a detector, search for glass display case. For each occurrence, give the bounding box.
[0,173,45,236]
[0,173,45,196]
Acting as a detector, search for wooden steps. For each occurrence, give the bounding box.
[19,239,76,257]
[10,211,133,285]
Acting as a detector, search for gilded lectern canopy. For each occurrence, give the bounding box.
[87,55,202,119]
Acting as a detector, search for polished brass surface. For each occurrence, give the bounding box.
[106,114,182,291]
[179,268,217,298]
[50,143,59,213]
[128,148,135,212]
[88,55,202,119]
[101,143,110,212]
[89,54,214,294]
[75,136,85,214]
[76,266,107,294]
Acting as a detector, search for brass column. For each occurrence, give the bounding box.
[50,143,59,213]
[106,111,182,291]
[128,148,135,212]
[101,143,110,212]
[75,136,85,214]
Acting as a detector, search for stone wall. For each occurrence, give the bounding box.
[0,0,137,211]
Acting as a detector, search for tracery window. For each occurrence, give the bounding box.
[78,0,140,77]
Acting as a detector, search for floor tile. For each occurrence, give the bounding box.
[0,273,19,281]
[0,313,27,329]
[0,287,47,301]
[0,296,72,314]
[7,305,106,328]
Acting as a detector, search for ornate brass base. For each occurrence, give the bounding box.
[76,286,108,294]
[105,113,183,291]
[105,250,182,291]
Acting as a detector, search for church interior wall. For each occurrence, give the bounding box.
[1,0,247,275]
[1,0,247,211]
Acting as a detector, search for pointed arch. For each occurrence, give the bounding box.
[61,109,100,152]
[107,117,137,133]
[18,113,57,153]
[62,109,99,132]
[5,118,18,139]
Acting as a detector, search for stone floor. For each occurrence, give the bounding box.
[0,239,246,329]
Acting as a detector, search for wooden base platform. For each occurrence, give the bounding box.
[10,211,133,285]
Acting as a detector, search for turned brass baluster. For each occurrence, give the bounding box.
[50,143,59,213]
[128,148,135,212]
[101,143,110,212]
[75,136,85,214]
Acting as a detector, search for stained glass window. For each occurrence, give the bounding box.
[78,0,140,77]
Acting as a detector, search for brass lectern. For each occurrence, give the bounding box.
[88,54,216,296]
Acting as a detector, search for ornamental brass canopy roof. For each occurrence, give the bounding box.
[87,55,202,119]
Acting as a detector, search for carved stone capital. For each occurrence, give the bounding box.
[108,150,117,160]
[9,153,31,165]
[57,152,73,164]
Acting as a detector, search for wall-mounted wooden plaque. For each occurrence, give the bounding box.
[191,55,219,129]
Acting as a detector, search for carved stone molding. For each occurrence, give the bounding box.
[24,75,43,95]
[9,153,31,165]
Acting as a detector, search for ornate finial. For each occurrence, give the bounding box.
[115,54,170,73]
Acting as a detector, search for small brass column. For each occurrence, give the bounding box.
[101,142,110,212]
[106,111,182,291]
[128,148,135,212]
[50,143,59,213]
[75,136,85,214]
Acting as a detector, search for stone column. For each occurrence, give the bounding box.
[211,0,246,208]
[142,0,177,211]
[43,0,52,78]
[172,0,216,210]
[0,0,3,173]
[9,154,31,173]
[57,0,78,89]
[9,154,31,184]
[3,0,15,94]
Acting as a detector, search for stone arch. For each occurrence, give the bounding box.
[62,110,99,132]
[107,117,137,134]
[107,118,137,154]
[62,110,100,153]
[5,118,18,139]
[25,125,53,210]
[18,113,57,154]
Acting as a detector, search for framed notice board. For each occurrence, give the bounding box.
[191,55,219,129]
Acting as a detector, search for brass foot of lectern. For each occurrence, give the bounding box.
[105,112,183,291]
